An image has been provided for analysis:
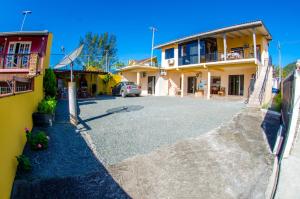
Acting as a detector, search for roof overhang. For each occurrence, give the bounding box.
[154,20,272,49]
[118,65,159,72]
[0,30,50,37]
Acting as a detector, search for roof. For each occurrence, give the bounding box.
[128,57,157,66]
[0,30,50,37]
[53,69,107,75]
[118,65,159,72]
[154,20,272,49]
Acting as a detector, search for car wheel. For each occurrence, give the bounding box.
[121,90,126,98]
[136,94,140,97]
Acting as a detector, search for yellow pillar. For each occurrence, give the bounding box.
[207,71,211,99]
[137,72,141,85]
[181,73,184,97]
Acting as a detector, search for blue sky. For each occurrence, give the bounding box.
[1,0,300,67]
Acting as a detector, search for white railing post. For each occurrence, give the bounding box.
[223,34,227,61]
[253,28,257,60]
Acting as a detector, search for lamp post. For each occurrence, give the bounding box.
[20,11,32,31]
[149,26,158,66]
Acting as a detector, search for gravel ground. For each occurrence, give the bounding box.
[109,108,274,199]
[77,96,245,165]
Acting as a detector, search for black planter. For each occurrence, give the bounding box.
[32,112,54,127]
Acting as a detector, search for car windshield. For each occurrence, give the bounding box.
[124,82,136,85]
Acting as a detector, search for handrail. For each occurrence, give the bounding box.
[0,53,41,69]
[258,64,271,104]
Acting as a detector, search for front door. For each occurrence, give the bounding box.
[187,76,197,93]
[228,75,244,96]
[148,76,155,95]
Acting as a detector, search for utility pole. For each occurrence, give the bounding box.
[20,11,32,31]
[149,26,158,66]
[278,41,282,82]
[105,50,109,72]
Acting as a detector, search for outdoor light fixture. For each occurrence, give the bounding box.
[20,10,32,31]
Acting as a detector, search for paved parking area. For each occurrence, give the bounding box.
[78,96,245,165]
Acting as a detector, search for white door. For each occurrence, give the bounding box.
[6,42,31,68]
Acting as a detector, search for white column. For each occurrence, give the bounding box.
[207,71,211,99]
[223,34,227,61]
[174,45,179,67]
[181,73,184,98]
[68,82,78,125]
[253,28,257,60]
[137,72,141,85]
[198,38,201,63]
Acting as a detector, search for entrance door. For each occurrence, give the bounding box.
[187,76,197,93]
[228,75,244,96]
[148,76,155,95]
[6,42,31,68]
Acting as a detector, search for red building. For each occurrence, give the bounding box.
[0,31,53,94]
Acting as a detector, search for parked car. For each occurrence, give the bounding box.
[112,82,141,97]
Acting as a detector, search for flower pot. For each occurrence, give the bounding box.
[32,112,54,127]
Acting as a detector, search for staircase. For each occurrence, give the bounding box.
[247,60,271,107]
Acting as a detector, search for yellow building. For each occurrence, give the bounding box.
[0,31,53,198]
[120,21,273,105]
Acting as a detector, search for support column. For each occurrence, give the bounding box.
[68,82,78,125]
[181,73,184,98]
[137,72,141,85]
[198,38,201,63]
[253,28,257,60]
[223,34,227,61]
[207,71,211,99]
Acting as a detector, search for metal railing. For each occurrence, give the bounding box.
[0,53,40,69]
[0,79,33,96]
[178,52,256,66]
[178,55,198,66]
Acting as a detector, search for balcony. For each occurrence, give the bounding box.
[0,53,41,74]
[178,51,257,66]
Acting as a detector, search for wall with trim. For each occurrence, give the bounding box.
[0,75,44,199]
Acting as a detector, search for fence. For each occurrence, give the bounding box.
[280,70,300,158]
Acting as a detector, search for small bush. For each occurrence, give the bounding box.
[37,97,57,114]
[16,155,31,172]
[25,128,49,150]
[102,74,112,84]
[44,68,57,98]
[274,92,282,112]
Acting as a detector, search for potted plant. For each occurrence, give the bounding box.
[32,97,57,127]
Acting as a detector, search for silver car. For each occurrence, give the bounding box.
[112,81,141,97]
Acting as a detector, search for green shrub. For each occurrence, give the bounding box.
[274,92,282,112]
[37,97,57,114]
[26,129,49,150]
[16,155,31,172]
[44,68,57,98]
[102,73,112,84]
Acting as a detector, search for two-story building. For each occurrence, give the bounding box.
[0,31,52,95]
[120,21,272,102]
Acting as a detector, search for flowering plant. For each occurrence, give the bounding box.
[25,128,49,150]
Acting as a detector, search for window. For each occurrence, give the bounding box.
[165,48,174,59]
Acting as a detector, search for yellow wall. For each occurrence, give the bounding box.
[0,75,44,199]
[97,74,121,94]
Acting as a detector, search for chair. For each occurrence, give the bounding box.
[218,87,226,96]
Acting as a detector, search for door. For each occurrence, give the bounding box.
[6,42,31,68]
[148,76,155,95]
[187,76,197,93]
[228,75,244,96]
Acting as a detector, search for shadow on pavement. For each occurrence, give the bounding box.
[11,100,131,199]
[261,110,281,152]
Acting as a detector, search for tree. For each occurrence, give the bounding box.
[274,61,296,78]
[78,32,118,70]
[43,68,57,98]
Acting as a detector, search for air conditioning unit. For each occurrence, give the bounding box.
[168,59,175,65]
[160,69,167,76]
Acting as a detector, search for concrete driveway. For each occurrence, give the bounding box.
[78,96,245,165]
